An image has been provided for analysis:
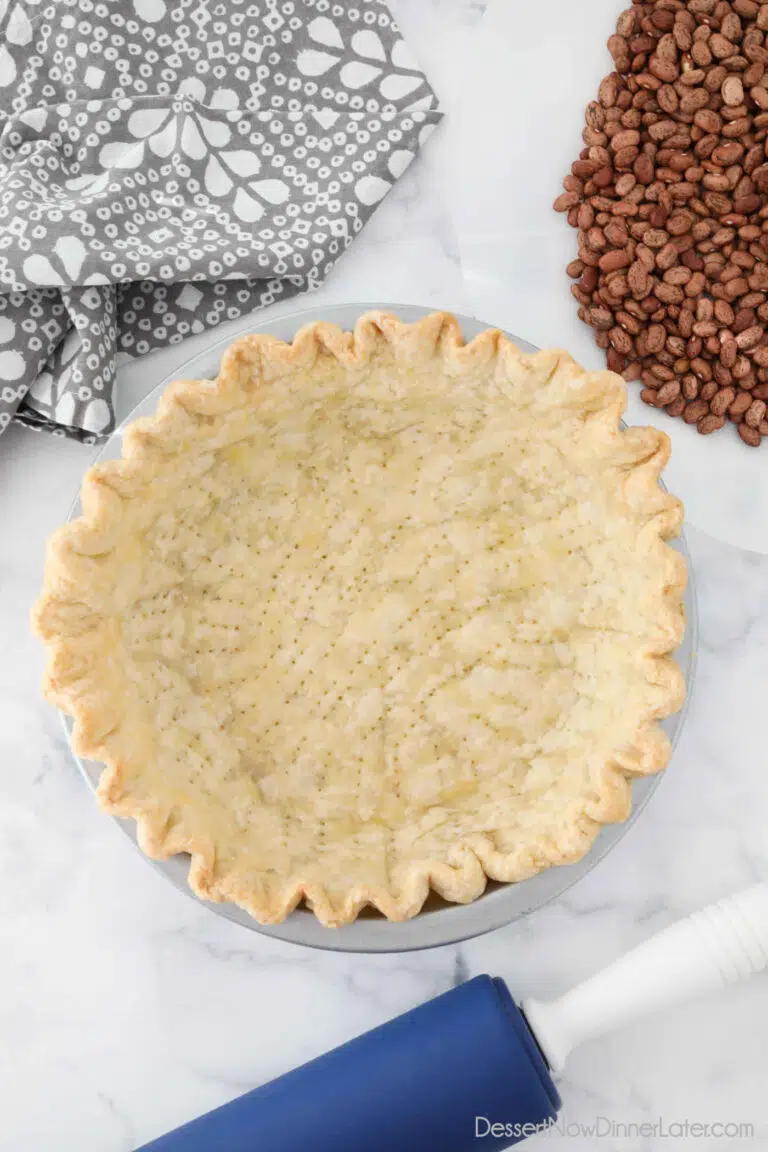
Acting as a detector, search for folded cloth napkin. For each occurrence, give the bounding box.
[0,0,440,442]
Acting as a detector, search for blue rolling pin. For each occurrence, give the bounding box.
[137,885,768,1152]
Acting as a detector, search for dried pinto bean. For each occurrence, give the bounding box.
[554,0,768,446]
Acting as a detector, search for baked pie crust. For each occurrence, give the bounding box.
[33,311,686,927]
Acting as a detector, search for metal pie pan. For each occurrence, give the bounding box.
[63,302,698,953]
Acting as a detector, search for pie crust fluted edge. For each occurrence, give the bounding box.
[32,311,687,926]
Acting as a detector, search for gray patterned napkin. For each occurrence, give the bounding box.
[0,0,440,442]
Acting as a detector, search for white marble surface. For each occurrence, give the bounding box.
[1,2,767,1149]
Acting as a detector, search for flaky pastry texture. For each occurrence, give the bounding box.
[33,311,686,927]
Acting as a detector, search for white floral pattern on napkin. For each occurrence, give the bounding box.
[0,0,440,441]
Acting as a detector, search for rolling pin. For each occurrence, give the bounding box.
[137,884,768,1151]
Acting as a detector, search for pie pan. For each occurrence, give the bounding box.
[61,302,698,953]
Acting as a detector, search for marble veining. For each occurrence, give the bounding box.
[2,2,768,1149]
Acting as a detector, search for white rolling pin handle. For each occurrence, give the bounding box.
[523,884,768,1074]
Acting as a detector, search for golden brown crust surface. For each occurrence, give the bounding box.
[33,311,687,927]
